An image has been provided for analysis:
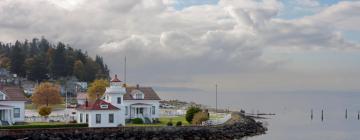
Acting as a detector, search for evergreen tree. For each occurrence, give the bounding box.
[9,41,26,77]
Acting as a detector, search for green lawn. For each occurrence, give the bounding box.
[26,104,66,110]
[126,116,190,126]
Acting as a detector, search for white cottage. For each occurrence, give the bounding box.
[0,86,28,125]
[76,74,161,127]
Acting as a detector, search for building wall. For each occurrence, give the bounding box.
[0,101,25,123]
[77,110,124,128]
[123,100,160,119]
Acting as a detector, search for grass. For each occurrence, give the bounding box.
[25,104,66,110]
[126,116,190,126]
[0,123,87,129]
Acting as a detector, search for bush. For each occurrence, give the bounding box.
[185,106,202,123]
[152,118,160,124]
[38,106,52,117]
[176,121,182,126]
[68,120,77,123]
[0,123,88,129]
[167,121,173,126]
[132,118,144,124]
[192,112,209,125]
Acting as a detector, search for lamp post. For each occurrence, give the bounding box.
[215,84,218,113]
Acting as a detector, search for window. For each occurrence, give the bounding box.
[96,114,101,124]
[80,113,83,123]
[0,94,4,100]
[100,104,108,109]
[14,108,20,118]
[152,106,155,115]
[125,106,128,115]
[109,114,114,123]
[117,97,121,104]
[85,114,88,123]
[135,93,143,99]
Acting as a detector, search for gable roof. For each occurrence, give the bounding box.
[124,87,161,100]
[0,86,28,101]
[76,99,119,111]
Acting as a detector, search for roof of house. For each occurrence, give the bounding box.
[110,74,122,82]
[0,86,29,101]
[124,87,161,100]
[76,92,87,100]
[76,99,119,111]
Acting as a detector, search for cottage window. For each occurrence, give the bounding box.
[109,114,114,123]
[125,106,128,115]
[96,114,101,124]
[85,114,89,123]
[0,94,4,100]
[135,93,143,99]
[117,97,121,104]
[80,113,83,123]
[100,104,108,109]
[152,106,155,115]
[14,108,20,118]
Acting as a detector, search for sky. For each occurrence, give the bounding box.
[0,0,360,95]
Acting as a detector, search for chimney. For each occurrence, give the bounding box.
[85,98,88,107]
[136,84,139,89]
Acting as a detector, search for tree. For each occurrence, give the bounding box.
[185,106,202,123]
[26,55,48,82]
[31,82,62,107]
[9,41,26,77]
[87,79,109,101]
[192,111,209,125]
[38,106,52,117]
[73,60,85,81]
[49,43,67,79]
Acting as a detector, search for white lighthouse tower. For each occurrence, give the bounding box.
[103,74,126,109]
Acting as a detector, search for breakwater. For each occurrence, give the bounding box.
[0,113,266,140]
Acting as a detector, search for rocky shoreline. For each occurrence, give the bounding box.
[0,113,266,140]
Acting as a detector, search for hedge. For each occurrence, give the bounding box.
[0,123,88,129]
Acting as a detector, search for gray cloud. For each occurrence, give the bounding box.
[0,0,359,89]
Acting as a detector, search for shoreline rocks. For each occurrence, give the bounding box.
[0,113,266,140]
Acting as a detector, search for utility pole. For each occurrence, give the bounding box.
[215,84,218,113]
[124,56,127,85]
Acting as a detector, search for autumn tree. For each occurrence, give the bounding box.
[32,82,63,107]
[87,79,109,101]
[186,106,202,123]
[38,106,52,117]
[192,111,209,125]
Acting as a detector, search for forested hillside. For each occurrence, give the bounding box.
[0,37,109,82]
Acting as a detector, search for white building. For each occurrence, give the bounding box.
[0,86,28,126]
[76,74,161,127]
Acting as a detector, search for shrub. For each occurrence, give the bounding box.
[38,106,52,117]
[192,112,209,125]
[68,120,77,123]
[176,121,182,126]
[185,106,201,123]
[167,121,173,126]
[132,118,144,124]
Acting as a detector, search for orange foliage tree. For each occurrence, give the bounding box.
[31,82,63,107]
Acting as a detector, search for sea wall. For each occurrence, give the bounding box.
[0,113,266,140]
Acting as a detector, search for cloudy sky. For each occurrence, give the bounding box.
[1,0,360,96]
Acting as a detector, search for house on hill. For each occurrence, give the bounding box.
[0,86,28,125]
[76,74,161,127]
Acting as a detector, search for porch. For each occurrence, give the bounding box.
[0,105,14,126]
[129,103,155,122]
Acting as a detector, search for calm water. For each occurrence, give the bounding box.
[158,90,360,140]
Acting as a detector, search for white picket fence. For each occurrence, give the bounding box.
[202,114,232,126]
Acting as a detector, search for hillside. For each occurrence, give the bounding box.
[0,37,109,82]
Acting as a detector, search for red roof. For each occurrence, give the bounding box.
[111,74,122,82]
[77,99,119,110]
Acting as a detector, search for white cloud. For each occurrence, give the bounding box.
[0,0,360,91]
